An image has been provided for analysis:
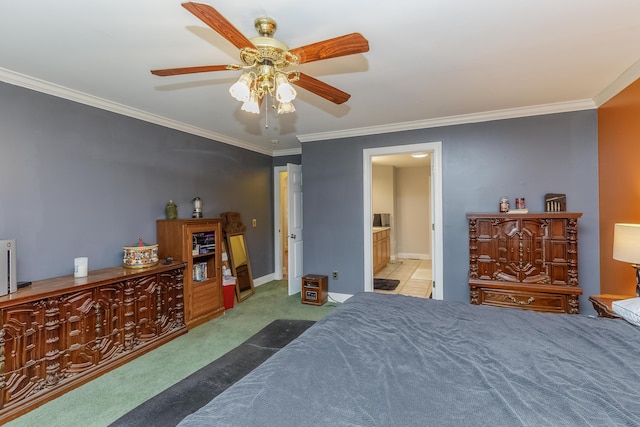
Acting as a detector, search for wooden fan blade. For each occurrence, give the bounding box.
[289,33,369,64]
[151,65,231,76]
[293,73,351,104]
[182,2,256,50]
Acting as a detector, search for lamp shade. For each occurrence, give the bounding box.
[275,74,296,103]
[613,223,640,264]
[229,73,253,103]
[277,102,295,114]
[240,90,260,114]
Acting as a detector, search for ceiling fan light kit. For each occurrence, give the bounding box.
[151,2,369,120]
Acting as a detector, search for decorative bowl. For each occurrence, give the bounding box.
[123,236,159,268]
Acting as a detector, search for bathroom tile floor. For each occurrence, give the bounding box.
[374,258,432,298]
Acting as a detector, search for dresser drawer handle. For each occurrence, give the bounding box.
[507,295,536,306]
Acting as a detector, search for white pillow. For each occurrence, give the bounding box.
[612,297,640,326]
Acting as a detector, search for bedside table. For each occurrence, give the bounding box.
[588,294,634,318]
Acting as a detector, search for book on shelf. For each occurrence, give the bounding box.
[192,262,208,281]
[506,208,529,214]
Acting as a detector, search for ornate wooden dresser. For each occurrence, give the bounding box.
[0,262,186,423]
[467,212,582,314]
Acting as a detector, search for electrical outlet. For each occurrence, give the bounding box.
[252,218,257,227]
[332,271,338,280]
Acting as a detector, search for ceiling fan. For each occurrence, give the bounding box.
[151,2,369,114]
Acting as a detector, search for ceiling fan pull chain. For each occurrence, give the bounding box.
[264,92,269,129]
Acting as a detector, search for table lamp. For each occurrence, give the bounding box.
[613,223,640,297]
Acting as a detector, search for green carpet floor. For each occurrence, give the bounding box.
[7,280,338,427]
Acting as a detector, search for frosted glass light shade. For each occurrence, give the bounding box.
[229,73,253,102]
[613,223,640,263]
[241,91,260,114]
[277,102,295,114]
[275,74,296,103]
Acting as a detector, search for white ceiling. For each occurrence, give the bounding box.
[2,1,640,156]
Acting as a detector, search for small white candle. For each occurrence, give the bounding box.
[74,257,88,278]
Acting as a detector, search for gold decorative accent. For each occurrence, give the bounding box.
[507,295,535,305]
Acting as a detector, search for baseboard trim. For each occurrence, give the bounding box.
[253,273,275,287]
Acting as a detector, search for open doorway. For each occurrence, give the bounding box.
[371,153,432,298]
[273,166,287,281]
[273,164,303,296]
[363,142,443,300]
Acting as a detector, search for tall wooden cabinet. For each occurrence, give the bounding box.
[467,212,582,314]
[157,219,224,329]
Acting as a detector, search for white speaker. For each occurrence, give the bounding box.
[1,239,17,296]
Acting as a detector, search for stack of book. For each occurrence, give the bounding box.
[193,262,208,281]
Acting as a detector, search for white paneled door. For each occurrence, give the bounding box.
[287,163,303,296]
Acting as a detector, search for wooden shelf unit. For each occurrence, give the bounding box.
[157,218,224,329]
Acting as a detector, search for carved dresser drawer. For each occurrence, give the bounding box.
[467,212,583,314]
[472,283,576,314]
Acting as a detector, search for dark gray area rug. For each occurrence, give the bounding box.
[109,319,315,427]
[374,278,400,290]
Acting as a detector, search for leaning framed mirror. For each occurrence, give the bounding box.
[221,212,255,302]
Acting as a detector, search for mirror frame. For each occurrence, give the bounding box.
[221,212,255,302]
[226,233,255,302]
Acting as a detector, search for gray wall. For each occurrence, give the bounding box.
[302,110,600,313]
[273,155,301,167]
[2,78,600,314]
[0,82,274,282]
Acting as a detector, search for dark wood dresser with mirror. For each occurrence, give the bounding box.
[467,212,582,314]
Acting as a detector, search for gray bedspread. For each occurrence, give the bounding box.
[178,292,640,426]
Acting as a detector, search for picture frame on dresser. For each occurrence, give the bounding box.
[467,212,583,314]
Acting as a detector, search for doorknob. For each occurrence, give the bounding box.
[290,234,296,239]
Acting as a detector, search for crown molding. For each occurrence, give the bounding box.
[0,68,273,156]
[297,100,596,143]
[593,58,640,107]
[4,66,616,153]
[272,147,302,156]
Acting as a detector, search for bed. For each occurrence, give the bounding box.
[178,292,640,426]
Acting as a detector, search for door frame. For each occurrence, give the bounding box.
[362,141,444,299]
[273,164,303,295]
[273,166,286,281]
